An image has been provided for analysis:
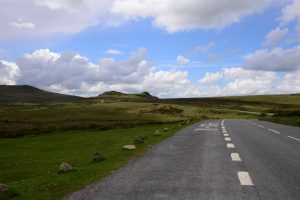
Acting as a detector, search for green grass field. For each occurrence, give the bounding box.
[0,122,192,200]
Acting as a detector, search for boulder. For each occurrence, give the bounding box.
[0,183,8,192]
[140,135,149,140]
[122,145,136,150]
[154,129,161,136]
[93,151,104,162]
[134,138,145,145]
[58,162,73,173]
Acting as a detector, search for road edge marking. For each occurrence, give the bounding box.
[287,135,300,142]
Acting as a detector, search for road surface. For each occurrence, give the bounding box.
[64,119,300,200]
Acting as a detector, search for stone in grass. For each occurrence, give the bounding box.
[153,129,161,136]
[163,128,169,132]
[133,138,145,145]
[123,145,136,150]
[140,135,149,140]
[58,162,73,174]
[93,151,104,162]
[0,183,8,192]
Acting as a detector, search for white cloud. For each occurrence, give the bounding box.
[105,49,123,55]
[12,48,153,96]
[243,45,300,71]
[10,20,36,30]
[277,70,300,94]
[199,72,223,84]
[0,60,20,85]
[176,55,189,65]
[194,42,215,53]
[111,0,274,33]
[143,70,191,97]
[0,0,112,39]
[263,27,288,46]
[280,0,300,32]
[2,48,300,97]
[222,68,278,95]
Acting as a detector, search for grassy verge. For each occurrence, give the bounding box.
[0,121,194,200]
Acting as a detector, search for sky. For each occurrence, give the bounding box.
[0,0,300,98]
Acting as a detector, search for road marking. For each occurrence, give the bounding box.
[224,134,229,136]
[287,135,300,142]
[257,125,264,128]
[237,171,254,185]
[227,143,235,148]
[231,153,242,161]
[268,128,280,134]
[225,137,231,141]
[222,130,227,133]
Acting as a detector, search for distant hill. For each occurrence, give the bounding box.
[97,91,158,101]
[0,85,84,105]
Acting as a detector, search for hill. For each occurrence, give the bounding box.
[97,91,158,101]
[0,85,84,105]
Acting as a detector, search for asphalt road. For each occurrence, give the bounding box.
[64,119,300,200]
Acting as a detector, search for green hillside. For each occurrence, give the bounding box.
[0,85,83,105]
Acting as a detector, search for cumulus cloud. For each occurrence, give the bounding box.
[0,0,276,39]
[176,55,189,65]
[280,0,300,32]
[10,20,36,30]
[1,48,300,97]
[243,45,300,71]
[0,60,20,85]
[199,72,223,84]
[0,0,112,39]
[11,48,153,96]
[277,70,300,94]
[111,0,274,33]
[263,27,288,46]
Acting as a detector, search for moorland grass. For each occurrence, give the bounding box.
[0,122,191,200]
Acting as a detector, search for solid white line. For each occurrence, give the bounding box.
[231,153,242,161]
[287,135,300,142]
[225,137,231,141]
[227,143,235,148]
[237,171,254,185]
[268,128,280,134]
[223,134,229,136]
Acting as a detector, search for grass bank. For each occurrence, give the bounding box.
[0,121,193,200]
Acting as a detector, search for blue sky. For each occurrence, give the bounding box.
[0,0,300,97]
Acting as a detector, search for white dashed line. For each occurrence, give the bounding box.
[237,171,254,185]
[194,128,218,131]
[222,130,227,133]
[257,125,264,128]
[231,153,242,161]
[223,134,229,136]
[287,136,300,142]
[225,137,231,141]
[227,143,235,148]
[268,128,280,134]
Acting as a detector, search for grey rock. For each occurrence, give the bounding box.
[122,145,136,150]
[93,151,104,162]
[154,129,161,136]
[58,162,73,173]
[0,183,8,192]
